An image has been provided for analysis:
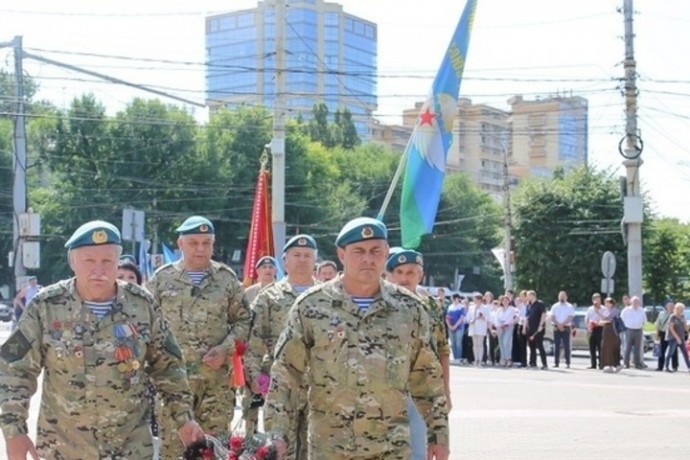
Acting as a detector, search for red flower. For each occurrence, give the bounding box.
[202,447,214,460]
[235,339,247,356]
[227,453,238,460]
[229,436,244,452]
[256,446,269,459]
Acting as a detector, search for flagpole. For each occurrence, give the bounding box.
[376,135,414,222]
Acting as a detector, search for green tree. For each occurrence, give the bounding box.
[308,102,332,147]
[0,69,39,117]
[337,108,361,150]
[643,218,690,303]
[512,166,639,305]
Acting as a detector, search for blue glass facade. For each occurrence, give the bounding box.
[205,1,377,138]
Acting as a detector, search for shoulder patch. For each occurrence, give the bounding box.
[1,330,32,363]
[121,281,154,301]
[34,282,67,302]
[153,262,176,276]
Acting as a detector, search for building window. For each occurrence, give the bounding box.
[325,12,339,26]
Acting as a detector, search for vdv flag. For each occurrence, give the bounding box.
[400,0,478,249]
[162,243,180,264]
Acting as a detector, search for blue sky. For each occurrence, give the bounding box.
[1,0,688,220]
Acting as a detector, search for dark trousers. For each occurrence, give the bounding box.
[589,327,603,368]
[658,337,678,370]
[488,333,499,364]
[553,327,571,366]
[513,326,527,366]
[528,330,547,367]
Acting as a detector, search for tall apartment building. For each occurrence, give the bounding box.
[508,95,588,178]
[205,0,377,138]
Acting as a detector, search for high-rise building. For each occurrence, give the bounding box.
[205,0,377,138]
[508,95,588,178]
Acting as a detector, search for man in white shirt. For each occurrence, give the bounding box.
[550,291,575,368]
[585,294,605,369]
[620,296,647,369]
[467,294,489,367]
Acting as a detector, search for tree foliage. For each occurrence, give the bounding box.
[643,218,690,303]
[512,166,634,305]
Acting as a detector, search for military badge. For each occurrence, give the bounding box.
[92,230,108,244]
[298,237,307,246]
[398,254,407,264]
[199,224,209,233]
[0,330,32,363]
[336,325,346,339]
[361,226,374,239]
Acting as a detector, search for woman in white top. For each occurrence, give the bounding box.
[467,295,489,367]
[496,295,517,367]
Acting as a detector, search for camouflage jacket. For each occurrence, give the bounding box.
[0,278,193,459]
[265,278,449,457]
[146,259,250,380]
[419,294,451,357]
[245,277,316,382]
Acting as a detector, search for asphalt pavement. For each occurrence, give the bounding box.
[1,321,689,459]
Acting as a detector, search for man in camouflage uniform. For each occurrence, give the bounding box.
[244,256,277,305]
[147,215,251,459]
[241,255,277,435]
[266,217,449,460]
[246,234,318,458]
[0,220,203,460]
[386,248,452,460]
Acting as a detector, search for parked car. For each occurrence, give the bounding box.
[0,302,13,322]
[545,311,653,357]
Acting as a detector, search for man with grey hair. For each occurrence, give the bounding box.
[147,215,251,459]
[620,295,647,369]
[0,220,203,459]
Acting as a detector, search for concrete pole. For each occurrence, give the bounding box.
[12,36,27,289]
[621,0,643,298]
[272,0,287,253]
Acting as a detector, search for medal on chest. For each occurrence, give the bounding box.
[113,323,141,388]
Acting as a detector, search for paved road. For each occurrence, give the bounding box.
[1,321,688,459]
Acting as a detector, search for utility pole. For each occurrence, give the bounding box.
[619,0,644,298]
[271,0,287,253]
[501,140,513,291]
[12,36,27,290]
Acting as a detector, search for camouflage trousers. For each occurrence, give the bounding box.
[288,408,308,460]
[36,421,155,459]
[158,376,235,459]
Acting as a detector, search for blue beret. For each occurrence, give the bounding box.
[65,220,121,250]
[176,216,214,235]
[283,234,317,253]
[386,249,423,272]
[335,217,387,248]
[256,256,276,269]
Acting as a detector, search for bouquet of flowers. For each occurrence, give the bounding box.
[183,433,278,460]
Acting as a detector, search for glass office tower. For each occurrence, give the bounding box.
[206,0,377,138]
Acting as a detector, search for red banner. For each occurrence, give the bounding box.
[243,169,274,286]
